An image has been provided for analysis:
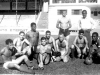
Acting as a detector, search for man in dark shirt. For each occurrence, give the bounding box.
[89,32,100,61]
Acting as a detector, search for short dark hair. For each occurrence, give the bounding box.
[79,29,84,34]
[41,37,46,41]
[5,39,13,45]
[31,22,36,27]
[92,32,99,37]
[46,30,51,34]
[82,10,87,14]
[19,31,25,35]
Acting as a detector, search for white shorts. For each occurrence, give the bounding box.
[60,50,66,56]
[60,50,69,62]
[3,60,17,69]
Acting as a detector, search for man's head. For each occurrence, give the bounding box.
[30,22,36,32]
[58,33,64,42]
[41,37,46,46]
[82,10,87,18]
[46,30,51,39]
[78,29,84,39]
[62,10,67,17]
[92,32,99,41]
[5,39,13,49]
[19,31,25,41]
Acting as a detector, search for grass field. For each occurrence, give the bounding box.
[0,34,100,75]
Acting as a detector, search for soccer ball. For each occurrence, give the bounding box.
[84,57,93,65]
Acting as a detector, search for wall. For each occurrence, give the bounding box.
[48,5,91,35]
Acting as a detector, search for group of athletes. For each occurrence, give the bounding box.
[0,9,100,74]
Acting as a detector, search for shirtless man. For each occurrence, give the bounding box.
[26,22,39,60]
[0,39,35,74]
[45,30,57,61]
[56,10,72,42]
[45,30,56,51]
[55,33,69,62]
[70,29,89,59]
[13,31,31,56]
[37,37,51,69]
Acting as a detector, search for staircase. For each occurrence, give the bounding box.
[37,12,48,29]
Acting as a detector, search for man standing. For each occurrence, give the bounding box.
[79,10,96,47]
[56,10,72,42]
[26,22,39,60]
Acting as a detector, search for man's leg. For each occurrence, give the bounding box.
[84,30,91,47]
[38,53,44,68]
[7,63,35,74]
[43,53,51,65]
[60,50,69,62]
[70,45,76,59]
[15,55,33,67]
[22,46,31,56]
[65,29,70,42]
[77,48,81,58]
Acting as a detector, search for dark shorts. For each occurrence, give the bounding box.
[59,28,70,37]
[28,46,38,60]
[52,51,61,57]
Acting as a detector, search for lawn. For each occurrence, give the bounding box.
[0,34,100,75]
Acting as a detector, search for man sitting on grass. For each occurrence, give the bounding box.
[89,32,100,62]
[37,37,52,69]
[0,39,35,74]
[54,33,69,62]
[13,31,31,57]
[70,29,89,59]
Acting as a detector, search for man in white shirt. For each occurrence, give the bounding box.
[56,10,72,43]
[79,10,96,47]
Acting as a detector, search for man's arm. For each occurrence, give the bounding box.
[52,38,57,51]
[78,19,82,30]
[13,38,17,46]
[73,36,80,49]
[68,19,72,29]
[25,32,30,41]
[97,38,100,52]
[55,40,59,52]
[83,37,89,53]
[90,18,96,30]
[56,19,60,29]
[37,32,39,45]
[0,48,5,56]
[65,40,69,55]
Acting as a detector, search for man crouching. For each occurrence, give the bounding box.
[54,33,69,62]
[89,32,100,63]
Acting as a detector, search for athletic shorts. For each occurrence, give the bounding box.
[3,60,16,69]
[59,28,70,37]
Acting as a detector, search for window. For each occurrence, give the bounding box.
[72,9,82,15]
[57,10,67,15]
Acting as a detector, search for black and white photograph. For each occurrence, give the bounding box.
[0,0,100,75]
